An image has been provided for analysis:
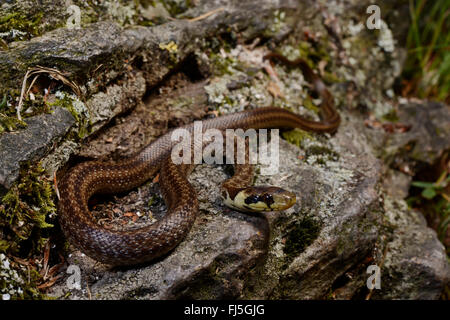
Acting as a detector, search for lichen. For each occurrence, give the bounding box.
[305,145,340,163]
[105,1,137,26]
[267,9,287,35]
[0,252,45,300]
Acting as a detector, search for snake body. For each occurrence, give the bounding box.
[58,53,340,266]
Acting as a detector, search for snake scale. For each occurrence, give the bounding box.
[58,52,340,266]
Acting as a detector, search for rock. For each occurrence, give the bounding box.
[385,101,450,166]
[0,107,74,194]
[0,0,301,91]
[373,197,450,299]
[382,169,412,199]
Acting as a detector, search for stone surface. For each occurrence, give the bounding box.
[0,0,301,91]
[0,107,74,194]
[385,101,450,165]
[374,197,450,300]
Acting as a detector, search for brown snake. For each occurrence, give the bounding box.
[58,52,340,266]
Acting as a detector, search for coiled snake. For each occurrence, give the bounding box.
[58,52,340,266]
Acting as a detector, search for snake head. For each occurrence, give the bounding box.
[222,186,296,212]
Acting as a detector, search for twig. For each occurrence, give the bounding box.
[25,75,41,97]
[16,66,82,121]
[86,280,92,300]
[17,69,32,121]
[167,7,225,22]
[53,172,60,200]
[188,7,225,22]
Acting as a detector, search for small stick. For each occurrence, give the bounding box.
[188,7,225,22]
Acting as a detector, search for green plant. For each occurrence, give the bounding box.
[402,0,450,103]
[408,170,450,251]
[411,171,450,200]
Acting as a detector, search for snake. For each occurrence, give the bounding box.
[57,52,340,266]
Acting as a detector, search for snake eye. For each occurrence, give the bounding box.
[262,193,275,207]
[244,194,260,205]
[231,186,296,212]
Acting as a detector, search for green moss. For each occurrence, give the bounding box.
[322,71,343,84]
[281,128,314,148]
[0,11,44,41]
[0,93,28,132]
[147,194,162,207]
[382,109,399,122]
[0,87,60,132]
[208,52,237,76]
[0,163,55,254]
[159,0,194,17]
[48,92,90,139]
[0,113,28,133]
[302,96,320,113]
[0,161,57,299]
[0,240,10,252]
[283,216,321,263]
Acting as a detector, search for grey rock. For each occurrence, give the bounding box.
[0,107,74,194]
[0,0,301,90]
[373,198,450,300]
[385,102,450,165]
[382,169,412,199]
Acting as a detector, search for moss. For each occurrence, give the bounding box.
[302,96,320,113]
[159,0,194,17]
[0,240,10,252]
[0,161,57,298]
[283,216,321,263]
[382,109,399,122]
[323,71,343,84]
[0,11,44,42]
[0,93,28,132]
[0,252,46,299]
[208,52,237,76]
[0,162,55,254]
[0,113,28,133]
[48,92,90,139]
[281,128,314,148]
[147,194,162,207]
